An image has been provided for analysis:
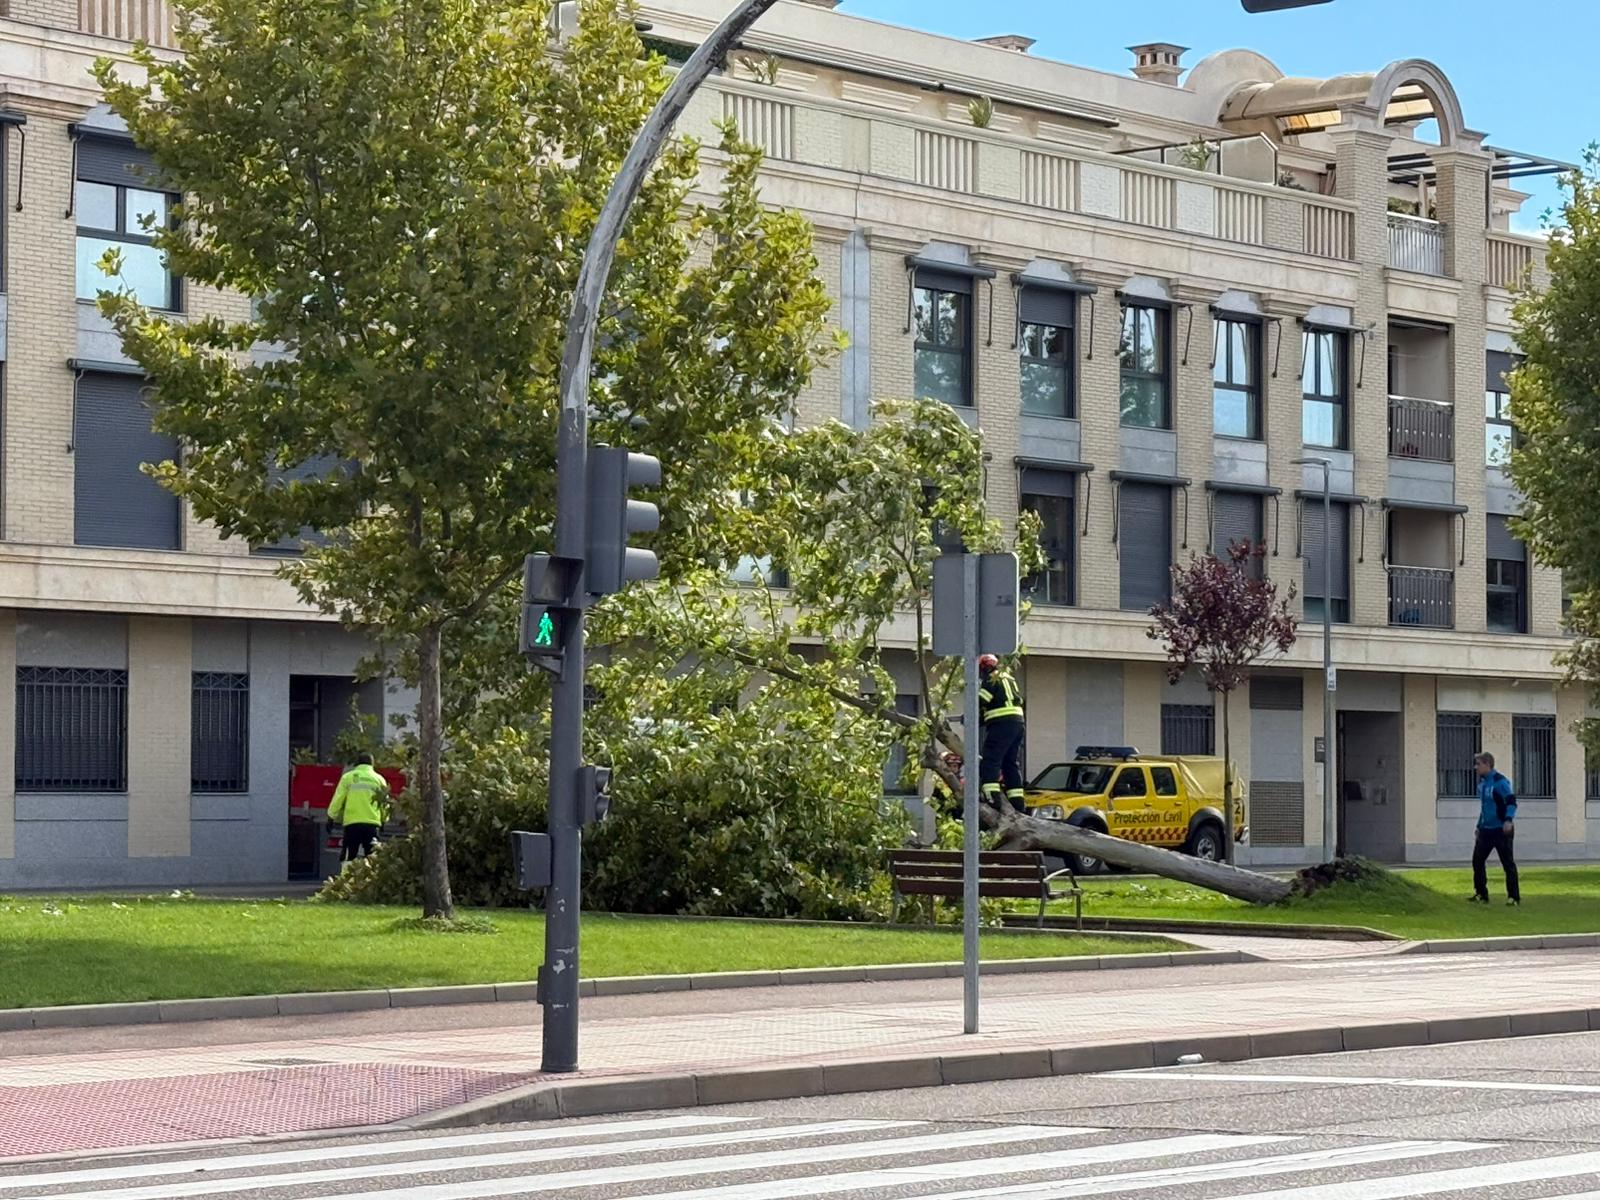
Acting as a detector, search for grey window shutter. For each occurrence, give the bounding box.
[1487,514,1525,561]
[1119,482,1172,611]
[1485,350,1515,393]
[255,454,347,555]
[76,133,160,190]
[74,372,180,550]
[1019,466,1076,498]
[1302,501,1350,601]
[1018,287,1074,327]
[1212,491,1263,555]
[915,267,973,295]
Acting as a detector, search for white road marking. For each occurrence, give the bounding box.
[270,1124,1098,1200]
[615,1135,1285,1200]
[16,1119,918,1200]
[1203,1149,1600,1200]
[0,1116,758,1190]
[918,1139,1491,1200]
[1097,1070,1600,1095]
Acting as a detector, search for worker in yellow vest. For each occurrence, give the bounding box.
[329,752,392,864]
[977,654,1027,811]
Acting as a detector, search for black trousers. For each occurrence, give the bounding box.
[980,717,1026,810]
[1472,827,1520,901]
[341,823,380,862]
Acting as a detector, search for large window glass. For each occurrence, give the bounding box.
[1119,303,1170,429]
[914,281,971,407]
[1020,322,1072,417]
[1486,558,1527,634]
[1301,328,1348,449]
[1020,490,1074,606]
[1213,317,1261,440]
[75,180,177,310]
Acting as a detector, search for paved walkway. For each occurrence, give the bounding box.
[2,946,1594,1161]
[1171,933,1413,960]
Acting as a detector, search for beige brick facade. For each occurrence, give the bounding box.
[126,614,192,857]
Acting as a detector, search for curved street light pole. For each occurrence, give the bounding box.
[542,0,781,1076]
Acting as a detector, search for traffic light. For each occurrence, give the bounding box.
[521,552,580,674]
[578,764,613,825]
[1241,0,1331,9]
[585,446,661,596]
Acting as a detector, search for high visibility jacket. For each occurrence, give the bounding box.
[329,764,391,827]
[978,669,1024,724]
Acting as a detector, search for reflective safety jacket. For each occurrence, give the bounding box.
[978,669,1024,724]
[329,764,392,827]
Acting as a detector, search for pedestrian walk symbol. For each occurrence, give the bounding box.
[535,612,555,647]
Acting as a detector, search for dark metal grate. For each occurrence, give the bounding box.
[1250,780,1304,846]
[1161,703,1214,755]
[16,666,128,792]
[1513,714,1556,799]
[1436,712,1481,798]
[192,671,249,793]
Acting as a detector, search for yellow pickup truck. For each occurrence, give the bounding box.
[1024,746,1247,875]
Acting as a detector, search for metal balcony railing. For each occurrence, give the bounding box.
[1388,394,1455,462]
[1388,214,1447,275]
[1388,565,1455,629]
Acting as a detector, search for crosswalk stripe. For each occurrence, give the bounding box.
[642,1134,1286,1200]
[1103,1070,1600,1096]
[0,1116,758,1191]
[1203,1149,1600,1200]
[915,1140,1492,1200]
[19,1120,919,1200]
[284,1124,1096,1200]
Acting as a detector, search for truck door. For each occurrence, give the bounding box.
[1149,765,1183,847]
[1106,766,1153,837]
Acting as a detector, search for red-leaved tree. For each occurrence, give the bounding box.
[1148,542,1298,864]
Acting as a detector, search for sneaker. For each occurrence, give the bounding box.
[1507,898,1521,907]
[1466,894,1488,904]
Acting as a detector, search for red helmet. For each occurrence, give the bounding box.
[977,654,1000,672]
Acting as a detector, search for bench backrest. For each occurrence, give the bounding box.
[887,848,1047,885]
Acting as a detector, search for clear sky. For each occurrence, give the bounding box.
[836,0,1595,233]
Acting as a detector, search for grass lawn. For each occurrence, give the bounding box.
[1055,864,1600,940]
[0,896,1179,1010]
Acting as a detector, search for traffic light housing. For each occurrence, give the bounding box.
[578,764,612,826]
[586,446,661,596]
[521,553,581,675]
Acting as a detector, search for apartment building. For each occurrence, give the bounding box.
[0,0,1587,889]
[646,0,1590,867]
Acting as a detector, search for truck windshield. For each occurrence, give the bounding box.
[1031,763,1113,794]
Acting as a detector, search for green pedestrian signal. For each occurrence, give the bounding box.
[535,611,555,647]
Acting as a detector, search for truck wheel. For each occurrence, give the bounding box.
[1186,822,1224,863]
[1066,851,1103,876]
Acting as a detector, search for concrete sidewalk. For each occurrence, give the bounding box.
[3,946,1596,1161]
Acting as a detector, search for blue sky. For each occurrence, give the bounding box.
[838,0,1595,233]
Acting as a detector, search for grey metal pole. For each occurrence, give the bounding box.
[541,0,780,1076]
[1322,467,1337,862]
[961,554,980,1035]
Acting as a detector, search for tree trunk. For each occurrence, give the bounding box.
[1220,690,1236,865]
[983,803,1291,905]
[417,619,454,920]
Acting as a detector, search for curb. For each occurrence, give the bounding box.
[1399,932,1600,955]
[1005,914,1401,942]
[402,1004,1600,1128]
[0,948,1248,1032]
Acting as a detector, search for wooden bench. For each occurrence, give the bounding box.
[887,848,1082,930]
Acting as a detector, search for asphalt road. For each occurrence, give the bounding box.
[4,1031,1597,1199]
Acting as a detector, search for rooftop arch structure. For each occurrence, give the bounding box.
[1218,57,1467,145]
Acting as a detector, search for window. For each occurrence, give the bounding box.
[1486,351,1516,467]
[1018,288,1075,418]
[1436,712,1481,797]
[1110,767,1148,798]
[75,179,177,310]
[1020,470,1076,607]
[1301,328,1349,449]
[192,672,249,793]
[253,454,348,557]
[882,694,920,794]
[1587,747,1600,801]
[914,271,972,408]
[1212,490,1264,579]
[1300,500,1350,623]
[1161,703,1214,755]
[1151,766,1179,797]
[74,371,181,551]
[1213,317,1261,439]
[1486,515,1527,635]
[1513,714,1556,799]
[1119,303,1170,429]
[1118,481,1173,611]
[15,666,128,792]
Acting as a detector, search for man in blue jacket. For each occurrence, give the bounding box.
[1469,751,1520,906]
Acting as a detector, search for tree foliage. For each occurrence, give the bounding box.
[92,0,836,916]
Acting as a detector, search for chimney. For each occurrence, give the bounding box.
[975,34,1035,53]
[1128,42,1188,86]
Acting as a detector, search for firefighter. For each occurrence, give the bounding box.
[328,752,392,865]
[977,653,1026,812]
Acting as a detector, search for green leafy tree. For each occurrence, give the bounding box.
[92,0,835,918]
[1507,149,1600,743]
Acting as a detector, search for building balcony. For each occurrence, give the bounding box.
[1388,214,1446,276]
[79,0,177,47]
[1388,394,1454,463]
[1388,564,1455,629]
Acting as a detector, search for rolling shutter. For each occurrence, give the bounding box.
[1119,482,1172,611]
[76,133,159,190]
[74,371,180,550]
[1212,490,1263,565]
[1487,514,1524,562]
[1301,501,1350,603]
[1485,350,1515,393]
[1018,286,1074,328]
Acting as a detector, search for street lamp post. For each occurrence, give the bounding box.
[1293,456,1337,863]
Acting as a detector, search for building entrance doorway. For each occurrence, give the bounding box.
[1337,710,1405,861]
[286,674,383,880]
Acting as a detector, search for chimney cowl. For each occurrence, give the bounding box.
[1127,42,1188,86]
[975,34,1035,53]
